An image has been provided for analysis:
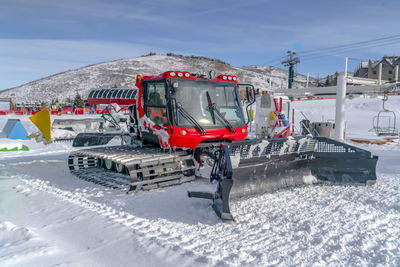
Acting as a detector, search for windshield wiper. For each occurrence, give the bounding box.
[206,91,235,133]
[176,102,206,134]
[206,91,216,125]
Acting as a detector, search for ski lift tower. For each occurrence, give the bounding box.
[281,51,300,89]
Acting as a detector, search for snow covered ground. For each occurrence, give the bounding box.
[1,96,400,266]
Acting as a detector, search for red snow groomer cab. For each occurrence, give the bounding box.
[135,71,249,149]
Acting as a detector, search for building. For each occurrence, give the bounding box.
[354,56,400,81]
[87,88,137,107]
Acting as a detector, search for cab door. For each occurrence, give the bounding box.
[142,81,168,145]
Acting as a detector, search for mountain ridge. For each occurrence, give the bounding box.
[0,54,317,103]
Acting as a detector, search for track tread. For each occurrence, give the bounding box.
[69,145,196,192]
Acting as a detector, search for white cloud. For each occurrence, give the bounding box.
[2,0,177,25]
[0,39,162,89]
[0,39,157,61]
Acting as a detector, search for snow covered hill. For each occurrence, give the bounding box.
[0,54,316,103]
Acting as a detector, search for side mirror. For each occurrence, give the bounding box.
[238,83,256,104]
[245,86,256,104]
[238,83,256,125]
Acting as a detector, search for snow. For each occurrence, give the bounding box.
[1,96,400,266]
[0,54,317,103]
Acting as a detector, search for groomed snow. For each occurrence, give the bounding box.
[1,96,400,266]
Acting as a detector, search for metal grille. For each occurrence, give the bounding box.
[229,136,372,161]
[230,137,316,159]
[314,137,357,153]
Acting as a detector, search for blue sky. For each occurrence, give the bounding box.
[1,0,400,89]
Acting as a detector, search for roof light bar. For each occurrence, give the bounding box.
[218,74,237,81]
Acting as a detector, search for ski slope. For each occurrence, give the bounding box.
[1,96,400,266]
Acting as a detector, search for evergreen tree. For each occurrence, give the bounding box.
[333,72,339,86]
[325,75,330,86]
[65,97,73,104]
[73,93,84,108]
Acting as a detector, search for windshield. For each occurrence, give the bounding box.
[172,80,245,128]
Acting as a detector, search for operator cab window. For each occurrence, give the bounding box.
[172,80,244,128]
[145,82,167,126]
[145,82,166,106]
[214,85,243,124]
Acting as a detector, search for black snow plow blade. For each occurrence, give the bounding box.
[188,136,378,221]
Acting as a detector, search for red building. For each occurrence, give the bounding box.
[87,88,137,107]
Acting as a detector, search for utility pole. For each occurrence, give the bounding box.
[281,51,300,89]
[378,63,382,85]
[334,74,347,142]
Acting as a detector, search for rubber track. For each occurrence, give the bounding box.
[68,145,196,192]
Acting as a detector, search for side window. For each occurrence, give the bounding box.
[145,82,167,126]
[146,82,166,106]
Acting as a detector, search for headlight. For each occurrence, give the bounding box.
[169,72,176,77]
[222,76,227,80]
[232,76,237,81]
[177,72,183,77]
[228,76,233,80]
[184,72,190,77]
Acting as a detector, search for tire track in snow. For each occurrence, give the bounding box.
[20,178,221,266]
[0,221,53,265]
[19,173,400,267]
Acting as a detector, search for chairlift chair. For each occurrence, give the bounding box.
[372,94,398,136]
